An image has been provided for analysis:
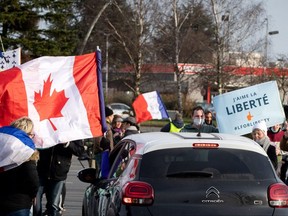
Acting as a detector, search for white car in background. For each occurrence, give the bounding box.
[108,103,134,118]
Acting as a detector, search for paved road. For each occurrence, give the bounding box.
[62,126,161,215]
[61,156,88,216]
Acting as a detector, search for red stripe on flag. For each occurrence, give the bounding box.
[73,53,102,136]
[0,67,28,126]
[132,94,152,123]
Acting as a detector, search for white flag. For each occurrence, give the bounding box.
[0,48,21,71]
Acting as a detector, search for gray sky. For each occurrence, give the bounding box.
[265,0,288,59]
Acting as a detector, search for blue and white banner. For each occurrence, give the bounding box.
[0,126,35,172]
[0,48,21,71]
[213,81,285,135]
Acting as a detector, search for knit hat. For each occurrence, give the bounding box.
[115,117,123,122]
[252,121,267,135]
[123,116,136,125]
[105,106,114,117]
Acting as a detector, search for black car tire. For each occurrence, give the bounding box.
[106,207,116,216]
[82,205,85,216]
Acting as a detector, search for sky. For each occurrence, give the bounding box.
[265,0,288,59]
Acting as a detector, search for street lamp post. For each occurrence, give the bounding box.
[269,31,279,35]
[105,34,109,96]
[102,33,111,96]
[264,18,279,67]
[216,12,230,95]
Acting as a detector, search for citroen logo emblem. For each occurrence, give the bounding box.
[206,186,220,198]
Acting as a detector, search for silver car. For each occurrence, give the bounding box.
[108,103,133,118]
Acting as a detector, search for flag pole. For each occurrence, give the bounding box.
[95,46,107,134]
[0,36,5,52]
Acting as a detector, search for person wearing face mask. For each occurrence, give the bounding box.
[180,106,218,133]
[252,121,278,170]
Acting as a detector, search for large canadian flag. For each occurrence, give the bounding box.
[0,52,106,148]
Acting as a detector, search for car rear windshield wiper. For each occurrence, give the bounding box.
[166,171,213,178]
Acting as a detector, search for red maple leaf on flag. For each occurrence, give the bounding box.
[33,74,69,130]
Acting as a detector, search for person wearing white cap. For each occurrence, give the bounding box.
[252,121,278,170]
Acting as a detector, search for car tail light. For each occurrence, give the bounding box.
[193,143,219,148]
[268,183,288,207]
[122,181,154,206]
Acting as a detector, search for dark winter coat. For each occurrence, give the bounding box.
[0,160,39,214]
[123,126,139,137]
[280,135,288,152]
[266,145,278,170]
[180,124,219,133]
[256,136,278,170]
[37,140,84,181]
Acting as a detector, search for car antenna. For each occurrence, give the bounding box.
[197,124,202,137]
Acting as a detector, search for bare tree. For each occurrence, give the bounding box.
[202,0,265,95]
[172,0,195,114]
[106,0,161,98]
[268,55,288,104]
[77,0,113,54]
[154,0,203,113]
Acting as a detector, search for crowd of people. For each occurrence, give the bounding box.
[0,105,141,216]
[1,104,288,215]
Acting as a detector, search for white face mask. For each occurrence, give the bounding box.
[193,117,204,126]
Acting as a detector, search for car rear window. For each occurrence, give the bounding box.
[139,148,275,180]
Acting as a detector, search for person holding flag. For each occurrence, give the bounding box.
[0,117,39,216]
[0,50,107,215]
[34,140,84,216]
